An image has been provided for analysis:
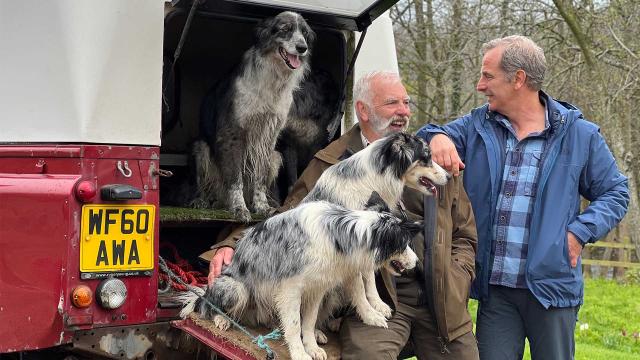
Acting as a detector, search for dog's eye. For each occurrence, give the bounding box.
[279,24,292,32]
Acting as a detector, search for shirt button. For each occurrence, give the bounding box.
[511,170,517,176]
[515,148,521,152]
[506,192,511,197]
[500,215,506,221]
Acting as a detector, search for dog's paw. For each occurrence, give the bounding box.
[253,204,275,217]
[327,317,342,333]
[232,206,252,223]
[304,345,327,360]
[370,299,393,319]
[213,314,231,331]
[359,309,388,329]
[289,349,313,360]
[314,329,328,344]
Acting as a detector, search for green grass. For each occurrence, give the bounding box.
[465,279,640,359]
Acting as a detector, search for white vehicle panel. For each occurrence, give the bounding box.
[351,10,399,126]
[0,1,163,145]
[354,11,399,78]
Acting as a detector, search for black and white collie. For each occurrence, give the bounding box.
[193,11,315,222]
[302,132,450,329]
[181,197,420,360]
[277,68,341,198]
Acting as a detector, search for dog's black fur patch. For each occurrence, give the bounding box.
[374,133,433,178]
[371,217,422,263]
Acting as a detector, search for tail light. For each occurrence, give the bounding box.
[71,285,93,308]
[75,180,97,203]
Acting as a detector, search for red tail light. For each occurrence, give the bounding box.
[75,180,96,202]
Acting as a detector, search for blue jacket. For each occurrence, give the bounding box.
[417,92,629,308]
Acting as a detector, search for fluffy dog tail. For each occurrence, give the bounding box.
[177,286,206,319]
[190,140,221,208]
[178,276,249,321]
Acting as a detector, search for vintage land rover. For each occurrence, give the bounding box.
[0,1,400,359]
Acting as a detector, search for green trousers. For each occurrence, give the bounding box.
[340,302,479,360]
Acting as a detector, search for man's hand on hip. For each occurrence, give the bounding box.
[430,134,465,176]
[567,232,583,268]
[208,247,234,285]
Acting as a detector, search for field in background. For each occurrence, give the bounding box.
[466,278,640,359]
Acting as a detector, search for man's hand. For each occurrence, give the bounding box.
[208,247,234,285]
[429,134,465,176]
[567,232,583,268]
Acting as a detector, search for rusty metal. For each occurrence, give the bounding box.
[71,322,212,360]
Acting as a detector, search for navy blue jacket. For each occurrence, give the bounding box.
[417,92,629,308]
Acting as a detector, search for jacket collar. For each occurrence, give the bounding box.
[314,123,364,165]
[483,90,581,136]
[540,91,582,134]
[346,123,365,154]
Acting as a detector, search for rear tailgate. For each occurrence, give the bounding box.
[0,145,159,352]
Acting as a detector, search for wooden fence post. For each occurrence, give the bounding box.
[582,245,591,278]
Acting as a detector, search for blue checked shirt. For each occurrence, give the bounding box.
[490,107,550,288]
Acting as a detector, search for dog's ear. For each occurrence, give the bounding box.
[415,137,428,158]
[379,133,413,178]
[414,137,433,164]
[400,220,423,238]
[302,21,316,46]
[254,16,278,45]
[364,191,390,213]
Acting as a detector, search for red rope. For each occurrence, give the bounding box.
[159,243,208,291]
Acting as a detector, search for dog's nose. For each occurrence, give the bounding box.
[296,44,308,54]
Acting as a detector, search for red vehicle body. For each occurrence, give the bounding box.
[0,1,398,359]
[0,146,165,357]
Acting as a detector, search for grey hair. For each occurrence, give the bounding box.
[353,71,402,107]
[482,35,546,91]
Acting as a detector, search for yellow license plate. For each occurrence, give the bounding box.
[80,205,155,273]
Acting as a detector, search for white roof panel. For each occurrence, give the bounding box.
[0,1,163,146]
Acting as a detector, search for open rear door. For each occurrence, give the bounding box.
[173,0,397,31]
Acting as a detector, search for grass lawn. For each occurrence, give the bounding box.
[465,278,640,359]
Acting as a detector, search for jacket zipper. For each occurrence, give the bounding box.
[438,336,451,354]
[526,111,573,286]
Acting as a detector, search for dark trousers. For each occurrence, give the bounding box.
[340,302,479,360]
[476,285,580,360]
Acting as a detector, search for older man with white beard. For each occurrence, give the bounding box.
[208,71,479,359]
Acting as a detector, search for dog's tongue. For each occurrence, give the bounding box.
[287,53,301,69]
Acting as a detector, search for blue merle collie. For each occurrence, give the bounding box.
[193,11,315,222]
[302,132,450,331]
[180,195,420,360]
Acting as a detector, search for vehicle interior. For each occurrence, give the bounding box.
[157,1,348,312]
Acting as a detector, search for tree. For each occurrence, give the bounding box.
[391,0,640,264]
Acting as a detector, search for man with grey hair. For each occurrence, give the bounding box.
[208,70,479,359]
[352,70,411,138]
[418,35,629,359]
